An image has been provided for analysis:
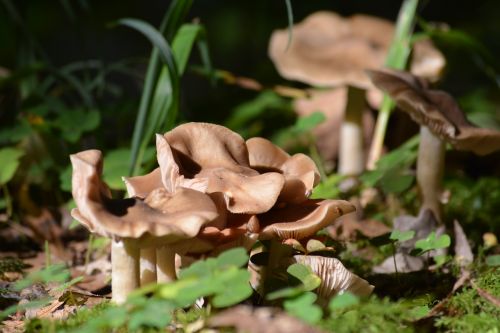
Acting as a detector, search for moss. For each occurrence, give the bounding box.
[320,296,430,333]
[435,267,500,333]
[24,302,111,333]
[0,257,27,277]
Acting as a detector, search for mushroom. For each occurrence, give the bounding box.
[291,255,374,306]
[269,11,445,174]
[246,137,320,204]
[367,69,500,221]
[128,123,287,215]
[70,150,218,303]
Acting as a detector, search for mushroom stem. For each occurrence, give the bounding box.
[111,238,139,304]
[157,245,177,283]
[339,86,365,175]
[267,239,292,272]
[416,126,444,222]
[140,247,157,285]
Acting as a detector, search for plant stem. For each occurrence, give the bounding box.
[366,0,419,170]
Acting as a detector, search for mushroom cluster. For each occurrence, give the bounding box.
[269,11,445,174]
[71,122,356,303]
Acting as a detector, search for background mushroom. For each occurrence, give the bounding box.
[70,150,218,303]
[291,255,374,306]
[367,69,500,222]
[269,11,445,174]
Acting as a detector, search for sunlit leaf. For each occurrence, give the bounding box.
[329,292,360,311]
[0,147,24,185]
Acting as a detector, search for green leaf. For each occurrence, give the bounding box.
[433,254,451,268]
[310,174,343,199]
[485,255,500,267]
[306,239,327,253]
[59,164,72,192]
[329,292,360,311]
[121,18,180,176]
[127,299,173,330]
[0,147,24,185]
[226,91,290,130]
[172,23,203,74]
[53,109,100,143]
[379,172,415,194]
[102,149,131,190]
[211,270,253,307]
[294,112,326,133]
[390,230,416,243]
[216,247,249,268]
[15,264,70,290]
[415,232,451,254]
[287,263,321,291]
[284,292,323,324]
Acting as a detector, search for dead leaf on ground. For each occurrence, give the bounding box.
[453,220,473,267]
[329,213,390,240]
[209,305,325,333]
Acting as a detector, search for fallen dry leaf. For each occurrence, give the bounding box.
[453,220,473,267]
[209,305,325,333]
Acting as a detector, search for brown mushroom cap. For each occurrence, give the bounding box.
[246,137,320,203]
[70,150,218,247]
[164,122,252,175]
[158,123,286,214]
[292,255,374,301]
[269,11,445,89]
[269,11,392,88]
[258,199,355,240]
[367,69,500,155]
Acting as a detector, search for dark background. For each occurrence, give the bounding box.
[1,0,499,123]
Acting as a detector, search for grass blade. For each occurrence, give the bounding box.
[366,0,419,170]
[127,0,192,176]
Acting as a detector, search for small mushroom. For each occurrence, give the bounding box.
[291,255,374,306]
[367,69,500,221]
[70,150,218,303]
[269,11,445,174]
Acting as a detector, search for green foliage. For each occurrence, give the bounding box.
[435,268,500,333]
[390,230,416,243]
[267,263,321,300]
[52,108,100,143]
[0,147,24,185]
[14,264,70,290]
[322,296,427,333]
[310,174,343,199]
[361,136,418,194]
[225,90,293,137]
[328,292,360,311]
[159,247,252,308]
[444,177,500,233]
[414,232,451,255]
[284,292,323,324]
[486,255,500,267]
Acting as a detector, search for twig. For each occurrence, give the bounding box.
[470,279,500,308]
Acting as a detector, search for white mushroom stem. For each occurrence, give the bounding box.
[140,247,157,285]
[112,238,140,304]
[339,86,365,176]
[157,245,177,283]
[416,126,445,222]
